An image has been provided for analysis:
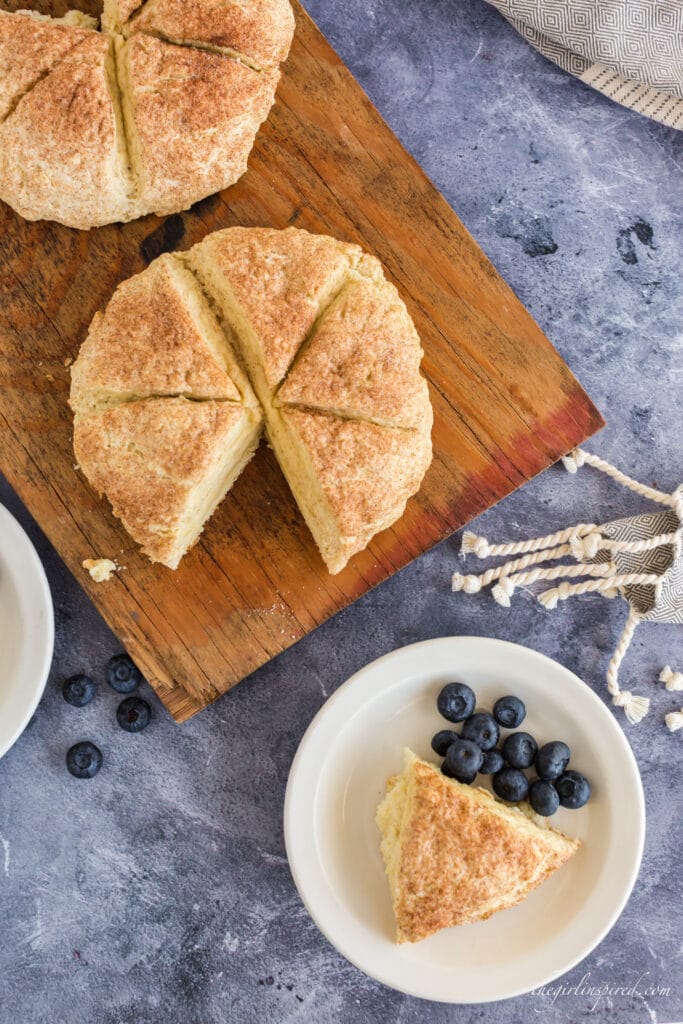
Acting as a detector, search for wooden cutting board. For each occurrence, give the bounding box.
[0,1,603,722]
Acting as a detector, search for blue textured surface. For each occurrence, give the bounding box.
[0,1,681,1020]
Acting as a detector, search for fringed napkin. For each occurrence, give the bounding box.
[484,0,683,129]
[453,449,682,727]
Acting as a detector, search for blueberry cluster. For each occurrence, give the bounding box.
[433,683,590,816]
[62,654,152,779]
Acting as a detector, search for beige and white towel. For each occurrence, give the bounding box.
[485,0,683,129]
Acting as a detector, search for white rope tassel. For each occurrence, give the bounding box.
[493,562,616,608]
[537,572,660,611]
[571,530,680,561]
[452,544,574,595]
[665,710,683,733]
[659,666,683,692]
[461,524,596,560]
[563,447,679,508]
[605,608,650,724]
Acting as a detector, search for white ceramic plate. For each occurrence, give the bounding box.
[284,637,645,1003]
[0,504,54,759]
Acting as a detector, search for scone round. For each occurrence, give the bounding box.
[0,0,294,229]
[71,227,433,572]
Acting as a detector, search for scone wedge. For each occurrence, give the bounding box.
[376,750,580,944]
[272,409,432,574]
[74,398,259,570]
[70,253,262,568]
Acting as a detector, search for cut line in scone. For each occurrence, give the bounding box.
[0,0,294,228]
[376,751,580,945]
[70,227,433,574]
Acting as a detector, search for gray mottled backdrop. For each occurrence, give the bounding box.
[1,1,681,1021]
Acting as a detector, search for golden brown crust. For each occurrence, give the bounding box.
[121,34,279,216]
[277,270,432,430]
[377,754,580,944]
[74,397,251,566]
[0,2,293,227]
[0,33,130,229]
[280,408,432,553]
[0,10,96,120]
[71,228,433,571]
[191,227,360,390]
[125,0,295,69]
[70,254,243,413]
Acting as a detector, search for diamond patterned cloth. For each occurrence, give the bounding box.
[593,509,683,623]
[485,0,683,129]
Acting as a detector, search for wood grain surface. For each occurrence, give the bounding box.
[0,1,604,721]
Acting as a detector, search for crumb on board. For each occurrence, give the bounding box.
[82,558,118,583]
[64,356,73,367]
[45,373,54,381]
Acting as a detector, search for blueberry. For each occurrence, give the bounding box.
[62,674,96,708]
[501,731,538,769]
[66,741,103,779]
[445,738,484,777]
[556,770,591,809]
[431,729,460,757]
[529,779,560,817]
[535,741,571,781]
[479,748,505,775]
[493,695,526,729]
[437,682,476,723]
[492,767,529,803]
[441,760,476,784]
[461,712,499,751]
[117,696,152,733]
[106,654,143,693]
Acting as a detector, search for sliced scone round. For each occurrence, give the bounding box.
[70,253,253,414]
[276,265,432,430]
[186,226,360,398]
[271,408,432,574]
[376,750,580,944]
[74,397,261,569]
[0,32,132,229]
[122,0,295,70]
[117,33,280,219]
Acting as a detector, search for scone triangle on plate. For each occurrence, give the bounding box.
[74,397,261,569]
[376,750,580,944]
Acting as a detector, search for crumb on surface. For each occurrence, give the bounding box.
[82,558,118,583]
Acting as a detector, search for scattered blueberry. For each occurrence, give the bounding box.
[461,712,499,751]
[106,654,143,693]
[556,770,591,809]
[501,731,538,769]
[492,767,529,803]
[535,741,571,781]
[529,779,560,817]
[117,696,152,733]
[431,729,460,757]
[441,760,476,784]
[62,674,96,708]
[493,695,526,729]
[437,682,476,723]
[445,738,484,777]
[66,741,103,779]
[479,748,505,775]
